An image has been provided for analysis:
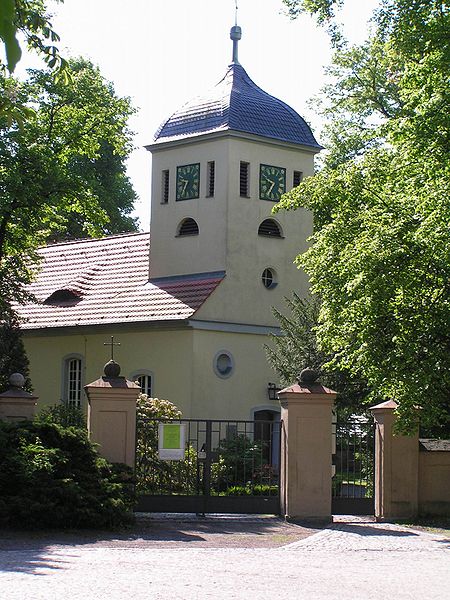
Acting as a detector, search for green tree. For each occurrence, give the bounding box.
[0,57,138,318]
[0,0,67,75]
[277,0,450,432]
[265,294,369,416]
[135,395,188,495]
[0,419,135,528]
[0,0,70,126]
[0,315,31,392]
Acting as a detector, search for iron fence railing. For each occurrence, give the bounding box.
[332,417,375,500]
[135,418,281,499]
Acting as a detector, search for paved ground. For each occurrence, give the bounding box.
[1,515,449,600]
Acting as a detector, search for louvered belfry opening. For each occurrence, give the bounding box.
[293,170,303,187]
[207,161,215,197]
[240,161,250,197]
[178,218,199,236]
[258,219,282,238]
[162,169,169,203]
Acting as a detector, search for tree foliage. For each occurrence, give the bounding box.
[0,57,138,318]
[0,419,135,529]
[0,315,31,393]
[0,0,70,126]
[265,294,369,415]
[0,0,67,75]
[266,294,324,381]
[135,395,186,495]
[277,0,450,432]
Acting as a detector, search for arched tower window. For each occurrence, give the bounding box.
[177,218,199,237]
[258,219,283,238]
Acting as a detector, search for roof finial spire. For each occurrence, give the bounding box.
[230,1,242,64]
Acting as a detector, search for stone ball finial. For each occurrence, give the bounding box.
[298,367,319,384]
[104,360,121,378]
[9,373,25,388]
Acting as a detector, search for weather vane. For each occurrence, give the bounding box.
[230,0,242,64]
[103,336,120,361]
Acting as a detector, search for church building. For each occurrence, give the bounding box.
[17,26,321,422]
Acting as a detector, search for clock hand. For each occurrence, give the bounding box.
[268,181,275,194]
[263,176,275,189]
[182,179,188,194]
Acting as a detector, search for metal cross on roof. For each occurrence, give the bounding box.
[103,336,121,361]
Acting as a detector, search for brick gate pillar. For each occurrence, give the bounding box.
[0,373,38,421]
[370,400,419,521]
[84,360,140,468]
[278,369,336,522]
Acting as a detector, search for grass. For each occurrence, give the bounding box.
[397,517,450,537]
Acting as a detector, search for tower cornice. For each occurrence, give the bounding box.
[146,129,321,155]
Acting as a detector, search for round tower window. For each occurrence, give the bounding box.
[213,351,234,378]
[262,268,277,289]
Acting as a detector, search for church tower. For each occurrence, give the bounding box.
[146,26,321,327]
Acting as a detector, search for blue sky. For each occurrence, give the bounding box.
[15,0,378,229]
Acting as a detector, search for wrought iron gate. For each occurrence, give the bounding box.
[332,417,375,515]
[135,418,281,514]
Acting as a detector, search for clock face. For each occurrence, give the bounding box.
[176,163,200,201]
[259,164,286,201]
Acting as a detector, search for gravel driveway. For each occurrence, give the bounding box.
[1,515,449,600]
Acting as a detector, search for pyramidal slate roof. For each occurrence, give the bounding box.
[15,232,224,330]
[153,63,321,149]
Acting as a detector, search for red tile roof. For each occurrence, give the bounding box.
[16,232,224,330]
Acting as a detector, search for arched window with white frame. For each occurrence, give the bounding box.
[131,370,153,397]
[62,354,84,408]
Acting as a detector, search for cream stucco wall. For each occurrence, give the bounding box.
[190,326,279,420]
[149,133,315,326]
[24,324,280,421]
[199,136,313,326]
[24,328,194,415]
[149,137,230,278]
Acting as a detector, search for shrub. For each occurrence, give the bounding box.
[211,434,266,492]
[35,404,86,429]
[222,484,278,497]
[135,394,194,495]
[0,420,135,529]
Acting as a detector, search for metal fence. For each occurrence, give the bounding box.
[135,418,281,514]
[332,417,375,515]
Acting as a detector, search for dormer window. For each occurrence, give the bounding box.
[44,289,83,306]
[258,219,283,238]
[177,218,199,237]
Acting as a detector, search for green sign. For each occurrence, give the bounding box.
[158,423,186,460]
[162,424,181,449]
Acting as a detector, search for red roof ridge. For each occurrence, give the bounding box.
[39,231,150,251]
